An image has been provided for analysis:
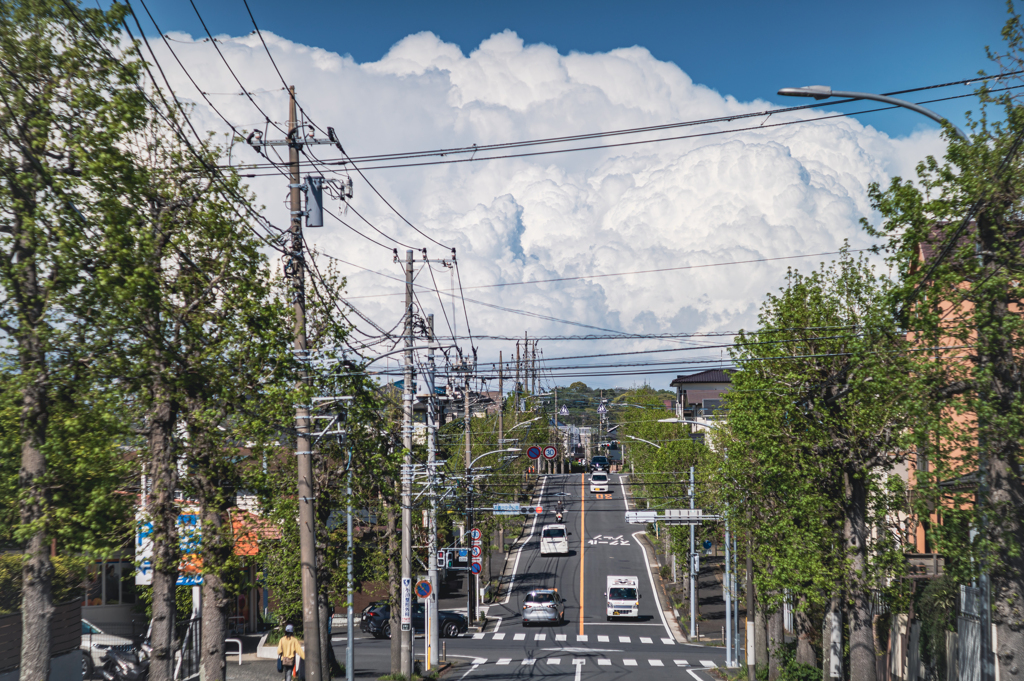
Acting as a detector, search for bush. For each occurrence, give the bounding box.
[265,627,303,646]
[0,554,88,614]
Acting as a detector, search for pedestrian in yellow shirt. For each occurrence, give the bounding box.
[277,624,304,677]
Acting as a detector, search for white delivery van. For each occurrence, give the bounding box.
[605,575,640,619]
[540,524,569,555]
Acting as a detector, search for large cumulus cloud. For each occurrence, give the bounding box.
[152,29,946,385]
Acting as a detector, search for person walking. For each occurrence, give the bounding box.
[276,624,304,678]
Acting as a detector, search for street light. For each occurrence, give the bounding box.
[776,86,968,141]
[624,434,662,449]
[465,447,520,624]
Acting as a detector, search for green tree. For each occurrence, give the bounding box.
[0,1,145,676]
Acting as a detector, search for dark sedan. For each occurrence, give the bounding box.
[359,602,468,639]
[590,455,610,472]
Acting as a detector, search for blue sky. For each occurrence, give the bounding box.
[138,0,1008,139]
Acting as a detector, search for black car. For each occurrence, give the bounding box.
[590,455,610,472]
[359,601,468,639]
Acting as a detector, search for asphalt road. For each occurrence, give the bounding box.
[330,472,725,680]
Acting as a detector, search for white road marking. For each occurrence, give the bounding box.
[496,658,511,665]
[493,617,502,633]
[555,634,567,641]
[597,635,609,642]
[689,669,710,680]
[640,636,653,644]
[576,634,588,642]
[521,659,536,665]
[472,633,484,639]
[575,659,583,681]
[632,530,674,641]
[504,476,547,604]
[513,633,526,641]
[493,633,505,640]
[649,659,664,666]
[472,658,487,664]
[662,638,675,645]
[573,659,586,665]
[618,636,631,643]
[598,659,611,666]
[548,658,562,665]
[674,660,689,667]
[534,634,546,641]
[700,659,716,667]
[624,659,638,666]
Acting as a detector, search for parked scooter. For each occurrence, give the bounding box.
[99,641,150,681]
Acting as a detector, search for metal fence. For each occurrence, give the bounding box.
[174,617,201,681]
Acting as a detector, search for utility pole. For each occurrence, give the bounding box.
[746,518,755,681]
[290,86,323,681]
[554,388,559,475]
[401,249,414,681]
[689,466,696,641]
[464,370,475,624]
[498,352,504,448]
[515,342,520,415]
[426,314,439,671]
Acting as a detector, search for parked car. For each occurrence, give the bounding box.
[359,601,467,639]
[81,619,135,678]
[521,589,565,626]
[590,472,610,493]
[590,455,610,472]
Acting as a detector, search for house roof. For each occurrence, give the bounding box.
[670,369,734,387]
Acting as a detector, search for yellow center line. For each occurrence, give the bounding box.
[579,472,585,636]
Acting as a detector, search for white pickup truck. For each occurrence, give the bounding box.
[605,575,640,619]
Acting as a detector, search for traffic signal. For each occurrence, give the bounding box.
[519,505,543,515]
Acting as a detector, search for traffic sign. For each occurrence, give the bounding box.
[543,446,557,460]
[527,446,541,459]
[471,546,482,558]
[597,403,608,414]
[493,503,519,516]
[559,405,569,416]
[470,528,482,541]
[415,580,432,599]
[703,539,713,550]
[470,562,482,575]
[457,549,468,562]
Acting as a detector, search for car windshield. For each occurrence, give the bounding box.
[593,457,608,464]
[609,587,637,600]
[542,527,566,538]
[592,474,607,482]
[527,593,556,605]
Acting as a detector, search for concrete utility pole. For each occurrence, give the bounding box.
[426,315,439,671]
[498,352,504,448]
[554,388,559,475]
[464,370,476,624]
[689,466,696,641]
[290,86,323,681]
[747,514,755,681]
[515,342,520,415]
[401,249,414,680]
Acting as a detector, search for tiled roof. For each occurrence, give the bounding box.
[670,369,734,386]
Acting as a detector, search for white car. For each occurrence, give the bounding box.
[540,524,569,555]
[81,619,135,677]
[590,472,610,493]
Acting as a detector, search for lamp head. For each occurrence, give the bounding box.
[778,85,832,100]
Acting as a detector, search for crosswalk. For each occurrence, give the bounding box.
[470,632,677,645]
[461,657,717,668]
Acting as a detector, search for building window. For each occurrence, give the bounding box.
[85,561,137,606]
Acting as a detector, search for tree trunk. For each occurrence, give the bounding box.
[148,395,179,681]
[795,597,817,668]
[845,471,877,681]
[768,608,785,681]
[756,592,769,670]
[319,593,333,679]
[19,371,52,681]
[387,500,400,674]
[990,450,1024,680]
[199,504,230,681]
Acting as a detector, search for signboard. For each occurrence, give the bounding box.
[136,512,203,586]
[493,503,520,516]
[401,578,412,630]
[470,562,482,575]
[624,510,658,525]
[415,580,432,599]
[527,446,541,459]
[543,446,557,460]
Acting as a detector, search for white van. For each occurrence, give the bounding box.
[605,575,640,619]
[540,524,569,555]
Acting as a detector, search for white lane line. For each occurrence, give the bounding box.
[521,659,536,665]
[700,659,716,667]
[662,638,675,645]
[632,529,673,641]
[674,660,689,667]
[624,659,638,666]
[493,617,502,633]
[598,659,612,666]
[496,658,511,665]
[548,658,562,665]
[597,635,609,642]
[618,636,631,643]
[472,633,484,639]
[649,659,664,666]
[689,669,713,681]
[513,633,526,641]
[457,659,485,681]
[575,659,583,681]
[555,634,567,641]
[504,476,548,604]
[640,636,653,644]
[576,634,588,642]
[534,633,546,641]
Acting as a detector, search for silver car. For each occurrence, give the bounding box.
[521,589,565,626]
[80,619,135,678]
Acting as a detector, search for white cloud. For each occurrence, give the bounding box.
[148,29,947,387]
